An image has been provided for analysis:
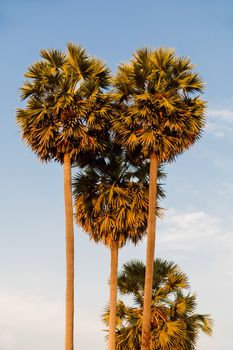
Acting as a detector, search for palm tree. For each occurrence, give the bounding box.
[103,259,212,350]
[16,43,111,350]
[73,140,165,350]
[112,48,206,349]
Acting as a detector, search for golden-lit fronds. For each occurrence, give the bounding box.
[66,42,94,79]
[16,43,111,164]
[112,47,206,162]
[74,171,148,247]
[103,259,212,350]
[66,42,110,94]
[73,142,165,247]
[40,48,66,70]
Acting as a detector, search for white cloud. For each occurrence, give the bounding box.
[207,108,233,137]
[208,109,233,121]
[158,208,233,252]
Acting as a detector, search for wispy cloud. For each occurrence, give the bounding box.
[207,107,233,137]
[158,208,233,252]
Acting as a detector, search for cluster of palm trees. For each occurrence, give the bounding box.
[16,43,208,350]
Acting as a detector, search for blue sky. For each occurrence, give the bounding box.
[1,0,233,349]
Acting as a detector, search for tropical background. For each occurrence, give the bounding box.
[1,0,233,350]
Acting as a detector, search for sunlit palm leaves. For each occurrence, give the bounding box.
[113,48,205,161]
[103,259,212,350]
[73,142,165,247]
[16,43,111,163]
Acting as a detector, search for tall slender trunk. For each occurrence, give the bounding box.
[64,153,74,350]
[108,243,119,350]
[141,151,158,350]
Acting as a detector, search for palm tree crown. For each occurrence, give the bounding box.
[17,43,111,163]
[73,141,165,247]
[103,259,212,350]
[113,47,205,161]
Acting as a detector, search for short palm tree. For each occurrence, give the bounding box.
[73,140,165,350]
[16,43,110,350]
[103,259,212,350]
[112,48,206,349]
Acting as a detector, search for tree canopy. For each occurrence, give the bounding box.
[17,43,111,163]
[103,259,212,350]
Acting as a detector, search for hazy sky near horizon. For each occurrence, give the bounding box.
[1,1,233,349]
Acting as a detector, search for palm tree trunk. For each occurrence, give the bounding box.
[64,153,74,350]
[141,151,158,350]
[109,243,119,350]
